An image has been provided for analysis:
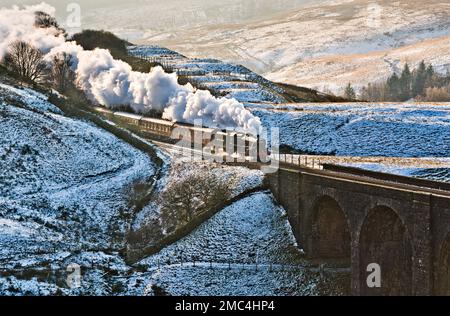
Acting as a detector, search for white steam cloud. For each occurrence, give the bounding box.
[0,3,262,134]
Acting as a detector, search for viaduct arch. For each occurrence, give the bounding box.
[359,206,413,296]
[438,234,450,295]
[307,196,351,261]
[267,165,450,295]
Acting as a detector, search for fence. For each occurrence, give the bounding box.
[1,256,351,280]
[136,259,350,275]
[271,154,324,170]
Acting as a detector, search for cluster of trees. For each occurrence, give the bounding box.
[1,11,74,92]
[126,171,234,251]
[34,10,66,35]
[3,40,75,92]
[159,172,233,233]
[358,61,450,102]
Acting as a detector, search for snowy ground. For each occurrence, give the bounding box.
[125,0,450,95]
[253,102,450,182]
[254,103,450,157]
[126,192,349,296]
[0,79,446,295]
[128,45,287,104]
[1,82,325,296]
[129,145,265,255]
[0,83,156,294]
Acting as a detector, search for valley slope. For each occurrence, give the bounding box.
[132,0,450,94]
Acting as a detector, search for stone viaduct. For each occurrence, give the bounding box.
[267,164,450,296]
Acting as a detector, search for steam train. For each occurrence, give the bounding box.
[93,107,267,161]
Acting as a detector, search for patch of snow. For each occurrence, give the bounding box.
[130,192,342,296]
[253,102,450,159]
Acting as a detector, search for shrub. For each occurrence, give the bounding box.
[71,30,128,58]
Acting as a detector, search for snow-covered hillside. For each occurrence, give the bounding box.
[253,102,450,158]
[130,0,450,95]
[128,45,288,104]
[130,192,349,296]
[0,83,156,294]
[1,82,337,296]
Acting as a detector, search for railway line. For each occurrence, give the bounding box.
[90,106,450,194]
[89,104,449,296]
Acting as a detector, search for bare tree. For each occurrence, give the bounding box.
[161,174,201,223]
[51,52,74,92]
[4,41,46,83]
[159,173,233,232]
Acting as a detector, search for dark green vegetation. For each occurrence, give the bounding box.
[360,61,450,102]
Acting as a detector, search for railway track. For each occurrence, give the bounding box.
[149,138,450,196]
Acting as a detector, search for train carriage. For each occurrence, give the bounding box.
[92,106,267,162]
[114,112,142,127]
[93,107,115,120]
[140,116,175,137]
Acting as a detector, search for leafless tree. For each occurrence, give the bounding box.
[161,174,201,223]
[4,41,46,83]
[51,52,74,92]
[160,173,233,232]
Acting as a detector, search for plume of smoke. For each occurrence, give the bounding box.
[0,3,65,57]
[0,3,262,134]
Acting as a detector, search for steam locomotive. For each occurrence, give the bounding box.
[93,107,267,161]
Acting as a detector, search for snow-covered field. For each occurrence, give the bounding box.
[124,0,450,95]
[128,192,349,296]
[254,103,450,158]
[253,102,450,182]
[0,83,156,294]
[128,45,287,104]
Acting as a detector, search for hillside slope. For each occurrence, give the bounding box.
[0,81,156,294]
[129,45,344,103]
[134,0,450,95]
